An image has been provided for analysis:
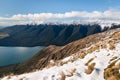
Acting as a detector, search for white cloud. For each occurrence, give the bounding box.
[0,9,120,26]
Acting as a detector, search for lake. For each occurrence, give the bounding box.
[0,46,44,66]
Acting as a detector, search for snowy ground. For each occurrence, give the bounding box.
[1,41,120,80]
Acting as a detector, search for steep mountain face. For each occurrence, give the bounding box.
[0,24,119,46]
[0,28,120,80]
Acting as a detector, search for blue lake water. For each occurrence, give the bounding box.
[0,46,44,66]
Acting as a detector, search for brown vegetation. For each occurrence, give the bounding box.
[111,32,120,40]
[66,68,76,77]
[101,44,107,49]
[85,63,96,74]
[85,58,94,66]
[108,40,115,50]
[104,59,120,80]
[60,71,66,80]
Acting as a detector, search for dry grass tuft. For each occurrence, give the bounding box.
[101,44,107,49]
[7,76,11,79]
[19,78,24,80]
[107,75,120,80]
[85,63,96,74]
[108,40,115,50]
[85,58,94,66]
[66,68,76,77]
[110,56,118,61]
[60,71,66,80]
[111,32,120,40]
[5,73,14,79]
[108,60,118,68]
[104,59,120,80]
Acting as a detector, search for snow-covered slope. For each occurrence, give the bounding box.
[1,29,120,80]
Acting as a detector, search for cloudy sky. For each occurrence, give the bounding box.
[0,0,120,26]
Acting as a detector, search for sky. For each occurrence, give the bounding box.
[0,0,120,26]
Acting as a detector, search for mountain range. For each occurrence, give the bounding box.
[0,23,120,46]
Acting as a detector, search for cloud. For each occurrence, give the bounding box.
[0,9,120,26]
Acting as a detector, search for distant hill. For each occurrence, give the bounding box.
[0,24,120,46]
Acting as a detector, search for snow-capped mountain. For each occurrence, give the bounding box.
[1,28,120,80]
[30,20,120,30]
[31,20,120,27]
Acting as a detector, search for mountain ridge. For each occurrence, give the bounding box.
[0,23,120,46]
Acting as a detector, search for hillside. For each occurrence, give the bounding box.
[0,23,119,46]
[0,28,120,80]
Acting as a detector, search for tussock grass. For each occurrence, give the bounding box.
[60,71,66,80]
[66,68,76,77]
[104,59,120,80]
[108,40,115,50]
[85,63,96,74]
[85,58,94,66]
